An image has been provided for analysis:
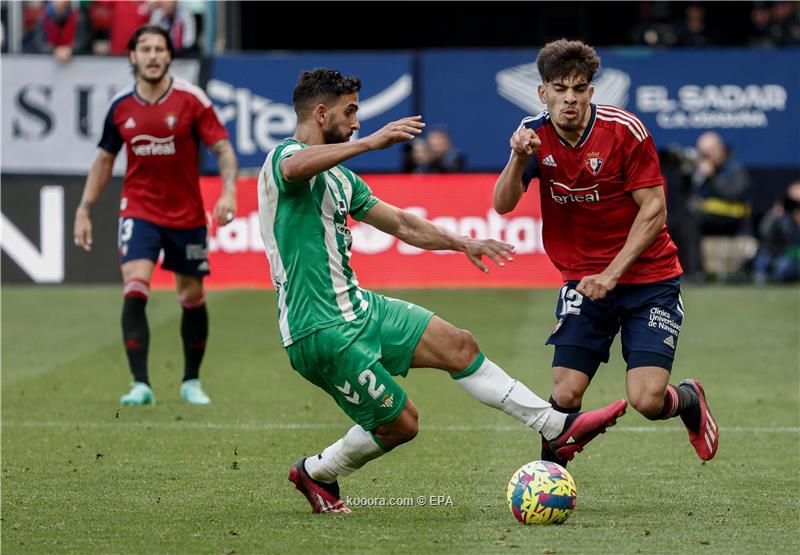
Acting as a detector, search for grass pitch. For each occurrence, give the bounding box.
[2,285,799,554]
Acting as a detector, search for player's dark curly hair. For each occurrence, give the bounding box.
[292,68,362,119]
[536,39,600,83]
[127,25,175,58]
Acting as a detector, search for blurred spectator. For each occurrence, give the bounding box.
[749,1,800,46]
[752,180,800,283]
[25,0,91,62]
[674,3,714,46]
[632,1,679,46]
[404,127,466,173]
[107,0,150,55]
[149,0,197,55]
[659,145,695,272]
[749,1,775,46]
[684,132,752,277]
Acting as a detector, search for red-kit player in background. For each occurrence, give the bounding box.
[73,25,238,406]
[494,39,718,463]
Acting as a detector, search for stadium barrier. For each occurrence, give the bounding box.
[1,174,562,288]
[150,174,560,290]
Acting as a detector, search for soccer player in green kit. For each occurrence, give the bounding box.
[258,68,627,513]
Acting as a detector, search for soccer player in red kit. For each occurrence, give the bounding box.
[73,25,238,406]
[494,39,718,463]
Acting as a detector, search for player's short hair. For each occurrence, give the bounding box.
[536,39,600,84]
[127,25,175,58]
[292,68,362,119]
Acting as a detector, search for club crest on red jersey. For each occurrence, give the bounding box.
[165,114,177,130]
[584,152,604,176]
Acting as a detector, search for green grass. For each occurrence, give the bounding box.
[2,285,799,554]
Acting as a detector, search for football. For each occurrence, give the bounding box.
[507,460,577,525]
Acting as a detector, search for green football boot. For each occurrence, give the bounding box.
[120,382,155,406]
[180,379,211,405]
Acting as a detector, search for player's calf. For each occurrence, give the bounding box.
[373,400,419,448]
[122,278,150,385]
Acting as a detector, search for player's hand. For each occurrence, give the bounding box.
[510,127,542,157]
[464,238,515,273]
[53,45,73,64]
[362,116,425,151]
[73,207,93,252]
[213,191,237,226]
[576,272,618,301]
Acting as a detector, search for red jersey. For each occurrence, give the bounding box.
[99,77,228,229]
[520,103,682,284]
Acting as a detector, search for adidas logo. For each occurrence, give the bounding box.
[663,335,675,349]
[197,261,210,271]
[565,436,576,444]
[124,117,136,129]
[542,154,557,167]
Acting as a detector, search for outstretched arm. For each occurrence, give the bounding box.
[73,149,116,251]
[281,116,425,182]
[361,200,514,273]
[209,139,239,226]
[576,185,667,300]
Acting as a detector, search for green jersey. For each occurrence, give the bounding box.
[257,138,379,346]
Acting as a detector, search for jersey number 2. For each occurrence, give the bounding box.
[359,369,385,399]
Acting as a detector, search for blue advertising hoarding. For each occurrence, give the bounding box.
[421,48,800,169]
[204,52,414,173]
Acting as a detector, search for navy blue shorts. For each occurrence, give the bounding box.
[118,217,210,276]
[546,278,683,376]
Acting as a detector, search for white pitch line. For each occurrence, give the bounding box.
[2,421,798,434]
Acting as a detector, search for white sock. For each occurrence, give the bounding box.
[304,425,387,483]
[454,354,567,440]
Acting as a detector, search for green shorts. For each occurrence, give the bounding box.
[285,290,434,431]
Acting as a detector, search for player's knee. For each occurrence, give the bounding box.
[455,329,481,370]
[178,286,205,308]
[400,417,419,443]
[399,404,419,442]
[376,409,418,447]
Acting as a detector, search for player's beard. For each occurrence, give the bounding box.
[136,62,171,85]
[322,122,352,144]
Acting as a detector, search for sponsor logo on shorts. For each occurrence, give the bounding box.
[197,261,210,272]
[186,244,208,260]
[648,306,681,338]
[663,335,675,349]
